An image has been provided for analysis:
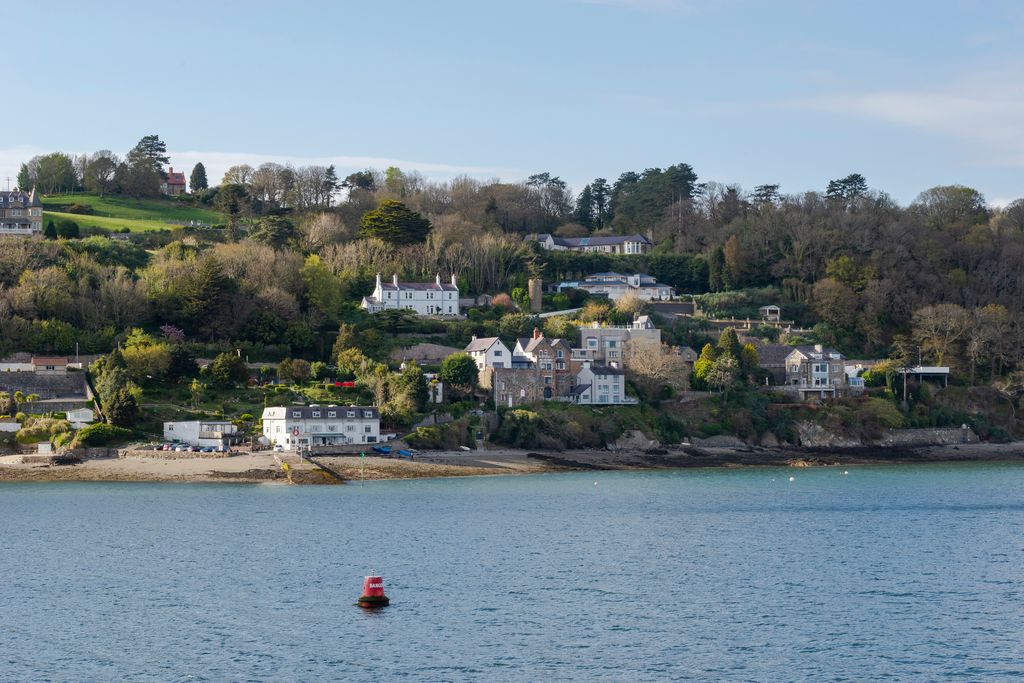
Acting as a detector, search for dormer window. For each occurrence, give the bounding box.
[292,411,301,418]
[328,411,336,418]
[347,411,355,418]
[312,411,320,418]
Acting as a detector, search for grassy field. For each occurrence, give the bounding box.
[42,193,222,233]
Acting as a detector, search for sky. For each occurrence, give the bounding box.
[4,0,1024,205]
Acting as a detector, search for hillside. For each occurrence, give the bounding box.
[42,194,222,233]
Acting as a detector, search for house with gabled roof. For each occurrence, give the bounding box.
[464,336,512,371]
[162,167,187,196]
[0,188,43,237]
[361,273,459,316]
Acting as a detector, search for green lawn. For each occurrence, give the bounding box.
[42,193,222,233]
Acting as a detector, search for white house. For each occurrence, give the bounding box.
[464,336,512,371]
[163,420,239,448]
[361,273,459,316]
[31,356,68,374]
[66,407,95,428]
[261,405,380,450]
[556,272,674,301]
[571,361,634,405]
[0,417,19,433]
[529,233,652,254]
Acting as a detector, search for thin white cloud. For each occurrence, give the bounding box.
[572,0,692,12]
[791,77,1024,167]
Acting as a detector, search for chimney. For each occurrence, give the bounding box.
[375,272,382,289]
[451,273,458,287]
[435,273,441,285]
[392,274,399,286]
[814,344,823,352]
[533,327,541,340]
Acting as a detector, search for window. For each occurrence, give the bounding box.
[544,376,551,385]
[346,425,354,432]
[328,411,336,418]
[347,411,355,418]
[328,425,335,431]
[556,350,563,358]
[607,340,617,348]
[557,362,565,370]
[494,350,503,356]
[364,411,373,418]
[587,339,597,348]
[312,411,320,418]
[364,425,372,433]
[292,411,301,418]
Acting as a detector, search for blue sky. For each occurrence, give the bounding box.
[5,0,1024,205]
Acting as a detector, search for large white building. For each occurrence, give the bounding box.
[556,272,674,301]
[464,336,512,371]
[529,233,652,254]
[163,420,239,448]
[261,405,380,450]
[361,273,459,316]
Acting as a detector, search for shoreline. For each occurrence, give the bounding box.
[1,442,1023,484]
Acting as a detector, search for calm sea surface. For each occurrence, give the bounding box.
[1,464,1023,682]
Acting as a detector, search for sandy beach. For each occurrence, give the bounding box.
[2,441,1024,484]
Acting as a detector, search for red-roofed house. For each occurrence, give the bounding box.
[163,167,187,196]
[31,356,68,374]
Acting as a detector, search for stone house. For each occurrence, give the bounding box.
[161,167,187,195]
[0,189,43,237]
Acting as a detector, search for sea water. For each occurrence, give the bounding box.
[1,463,1022,681]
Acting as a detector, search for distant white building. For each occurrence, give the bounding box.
[163,420,239,448]
[556,272,674,301]
[0,417,19,433]
[361,273,459,316]
[261,405,380,450]
[570,362,634,405]
[66,407,95,428]
[529,233,652,254]
[464,336,512,371]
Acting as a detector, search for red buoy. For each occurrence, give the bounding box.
[357,575,389,608]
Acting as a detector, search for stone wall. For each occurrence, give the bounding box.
[0,371,87,399]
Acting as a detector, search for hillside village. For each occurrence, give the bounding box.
[1,136,1023,461]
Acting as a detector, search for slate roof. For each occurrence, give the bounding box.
[263,405,380,420]
[465,337,502,353]
[587,364,624,376]
[755,344,796,366]
[529,233,652,248]
[379,282,458,292]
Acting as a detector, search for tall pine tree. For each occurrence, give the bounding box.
[189,163,208,192]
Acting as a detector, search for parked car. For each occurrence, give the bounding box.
[200,447,213,453]
[273,445,284,452]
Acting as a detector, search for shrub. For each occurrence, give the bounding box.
[72,424,133,447]
[65,203,94,215]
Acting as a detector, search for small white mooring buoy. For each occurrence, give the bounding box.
[788,476,795,482]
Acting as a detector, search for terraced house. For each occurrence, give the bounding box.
[361,273,459,316]
[0,189,43,237]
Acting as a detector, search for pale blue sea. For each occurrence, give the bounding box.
[1,463,1023,681]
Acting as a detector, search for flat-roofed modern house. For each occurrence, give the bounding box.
[574,316,662,365]
[0,189,43,237]
[529,233,652,254]
[261,405,380,450]
[361,273,459,316]
[556,272,674,301]
[163,420,239,448]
